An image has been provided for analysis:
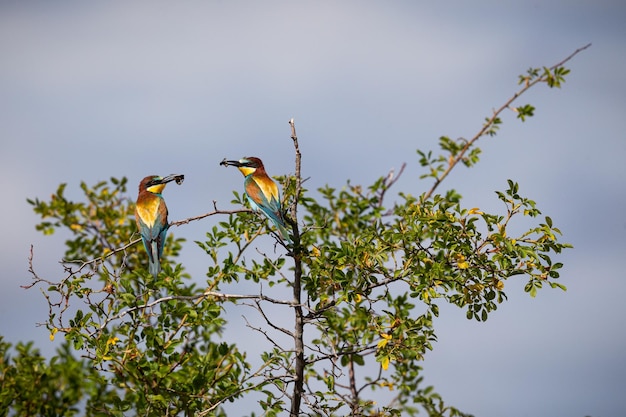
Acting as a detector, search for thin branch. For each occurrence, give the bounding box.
[306,343,378,366]
[250,299,295,338]
[45,205,250,272]
[423,43,591,200]
[242,314,288,352]
[255,248,290,284]
[197,364,294,416]
[170,205,251,226]
[89,290,301,336]
[289,118,303,223]
[62,238,139,267]
[378,163,406,209]
[549,43,592,69]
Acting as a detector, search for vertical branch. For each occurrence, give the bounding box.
[348,358,360,414]
[289,118,303,224]
[288,118,305,416]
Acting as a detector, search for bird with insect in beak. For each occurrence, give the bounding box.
[220,157,291,242]
[134,174,184,277]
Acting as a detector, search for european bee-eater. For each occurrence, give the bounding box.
[135,174,184,277]
[220,157,290,242]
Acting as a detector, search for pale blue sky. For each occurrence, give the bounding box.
[1,2,625,416]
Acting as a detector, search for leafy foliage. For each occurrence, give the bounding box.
[0,337,105,417]
[11,46,589,416]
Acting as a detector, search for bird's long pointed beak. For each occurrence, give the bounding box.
[160,174,185,185]
[220,158,242,167]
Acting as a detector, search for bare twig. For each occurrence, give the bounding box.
[378,163,406,209]
[254,299,295,338]
[289,118,303,222]
[170,205,251,227]
[549,43,592,69]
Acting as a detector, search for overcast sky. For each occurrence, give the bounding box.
[1,2,625,416]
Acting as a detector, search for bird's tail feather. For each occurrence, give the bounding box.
[149,240,161,277]
[273,219,292,243]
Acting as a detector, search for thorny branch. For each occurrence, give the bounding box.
[424,43,591,200]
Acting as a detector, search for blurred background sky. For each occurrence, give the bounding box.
[1,1,625,416]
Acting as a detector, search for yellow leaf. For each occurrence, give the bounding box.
[468,207,483,215]
[454,254,469,269]
[468,283,484,292]
[377,333,392,349]
[49,328,58,341]
[107,336,120,347]
[379,381,395,391]
[311,245,321,257]
[495,279,505,290]
[381,356,390,370]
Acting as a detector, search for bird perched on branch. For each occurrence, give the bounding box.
[135,174,184,277]
[220,157,290,242]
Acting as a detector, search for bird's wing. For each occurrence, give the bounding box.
[245,176,283,222]
[244,175,291,241]
[135,199,168,241]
